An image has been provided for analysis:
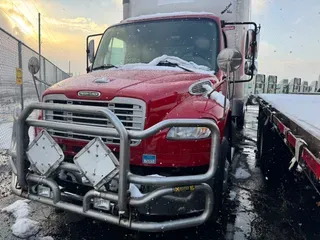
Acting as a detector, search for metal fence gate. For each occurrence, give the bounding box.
[0,26,70,160]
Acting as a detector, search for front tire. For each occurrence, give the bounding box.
[208,137,230,222]
[236,112,245,129]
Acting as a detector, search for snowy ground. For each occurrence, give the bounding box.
[0,98,38,150]
[0,106,319,239]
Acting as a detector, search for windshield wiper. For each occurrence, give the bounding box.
[92,64,118,71]
[157,60,193,72]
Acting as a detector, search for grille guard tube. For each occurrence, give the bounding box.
[12,175,213,232]
[14,102,220,229]
[27,118,220,186]
[16,103,130,213]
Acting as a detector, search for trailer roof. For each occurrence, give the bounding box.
[258,94,320,140]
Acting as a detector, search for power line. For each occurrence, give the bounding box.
[29,0,40,13]
[41,16,57,43]
[0,8,38,44]
[8,0,57,55]
[20,0,57,46]
[28,0,65,54]
[8,0,58,53]
[9,0,36,34]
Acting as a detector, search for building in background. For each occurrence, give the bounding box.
[301,81,309,93]
[310,80,319,92]
[254,74,266,94]
[265,75,277,93]
[289,77,302,93]
[279,79,289,93]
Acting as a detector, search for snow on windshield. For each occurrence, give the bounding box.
[116,55,215,75]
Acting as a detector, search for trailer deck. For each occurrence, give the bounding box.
[258,94,320,140]
[257,94,320,192]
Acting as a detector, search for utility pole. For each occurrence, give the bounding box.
[38,12,41,80]
[69,61,71,76]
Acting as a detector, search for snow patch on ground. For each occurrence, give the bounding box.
[229,190,237,201]
[1,98,38,151]
[12,218,40,239]
[1,199,31,219]
[37,236,54,240]
[234,167,251,179]
[1,199,52,239]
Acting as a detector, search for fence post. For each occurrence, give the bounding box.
[18,41,23,110]
[56,66,58,83]
[43,57,46,92]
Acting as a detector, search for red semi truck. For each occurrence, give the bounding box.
[10,0,260,232]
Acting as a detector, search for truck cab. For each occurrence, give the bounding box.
[11,0,260,232]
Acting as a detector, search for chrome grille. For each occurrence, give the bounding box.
[43,95,146,146]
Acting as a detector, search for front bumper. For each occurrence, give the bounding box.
[10,102,220,232]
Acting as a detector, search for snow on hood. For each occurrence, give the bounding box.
[116,55,215,76]
[202,84,229,107]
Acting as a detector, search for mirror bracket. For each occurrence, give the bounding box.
[86,33,103,72]
[221,21,261,83]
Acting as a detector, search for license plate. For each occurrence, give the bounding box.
[142,154,156,164]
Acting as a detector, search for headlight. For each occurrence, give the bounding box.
[167,127,211,140]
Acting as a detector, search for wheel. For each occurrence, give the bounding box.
[208,137,230,222]
[251,96,258,105]
[236,112,245,129]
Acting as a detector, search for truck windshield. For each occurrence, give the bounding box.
[93,18,219,71]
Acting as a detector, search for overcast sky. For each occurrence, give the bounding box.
[0,0,319,82]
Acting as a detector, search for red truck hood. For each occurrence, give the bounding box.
[44,68,216,102]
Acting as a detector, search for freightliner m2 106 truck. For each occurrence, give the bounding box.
[10,0,259,232]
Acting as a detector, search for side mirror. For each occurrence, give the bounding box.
[217,48,243,73]
[245,28,260,60]
[86,64,92,73]
[216,48,243,120]
[28,57,40,75]
[244,60,258,76]
[87,39,95,64]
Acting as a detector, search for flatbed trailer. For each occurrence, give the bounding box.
[257,94,320,195]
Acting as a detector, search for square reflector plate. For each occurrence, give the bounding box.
[26,130,64,176]
[73,137,119,189]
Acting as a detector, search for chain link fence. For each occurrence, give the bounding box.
[0,27,70,163]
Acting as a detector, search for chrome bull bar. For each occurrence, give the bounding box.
[11,102,220,232]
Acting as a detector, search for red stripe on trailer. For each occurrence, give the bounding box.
[276,120,286,134]
[287,132,296,148]
[301,148,320,179]
[270,110,320,179]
